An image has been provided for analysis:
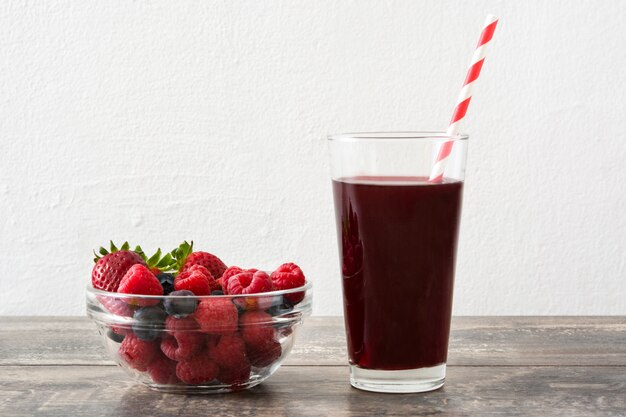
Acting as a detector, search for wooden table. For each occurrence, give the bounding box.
[1,317,625,416]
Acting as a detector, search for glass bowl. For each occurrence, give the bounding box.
[86,281,312,393]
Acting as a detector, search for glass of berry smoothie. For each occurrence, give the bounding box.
[328,132,468,393]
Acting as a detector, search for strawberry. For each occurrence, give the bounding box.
[118,264,163,306]
[92,241,178,292]
[172,241,227,279]
[92,242,146,292]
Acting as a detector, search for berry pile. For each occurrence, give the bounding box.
[91,241,307,387]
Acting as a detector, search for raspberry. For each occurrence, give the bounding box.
[227,271,272,295]
[98,296,134,317]
[176,355,219,385]
[117,264,163,306]
[208,333,251,385]
[221,266,258,295]
[161,333,204,361]
[247,339,282,367]
[270,263,306,304]
[206,334,221,349]
[180,251,228,280]
[174,265,214,295]
[98,296,134,336]
[194,298,238,334]
[118,333,159,371]
[147,354,179,385]
[160,317,204,361]
[239,311,276,350]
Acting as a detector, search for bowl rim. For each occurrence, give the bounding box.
[86,280,312,300]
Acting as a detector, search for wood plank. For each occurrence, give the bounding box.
[0,365,625,417]
[1,316,625,366]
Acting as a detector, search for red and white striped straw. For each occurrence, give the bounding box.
[429,14,499,182]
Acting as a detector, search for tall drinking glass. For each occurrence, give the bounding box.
[328,132,468,393]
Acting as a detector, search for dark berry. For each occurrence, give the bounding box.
[157,273,175,295]
[233,298,247,314]
[132,306,167,341]
[211,290,224,296]
[267,297,294,316]
[164,290,198,318]
[106,328,126,343]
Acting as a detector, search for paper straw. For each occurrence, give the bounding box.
[429,14,499,182]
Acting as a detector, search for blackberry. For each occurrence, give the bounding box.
[164,290,197,318]
[132,306,167,341]
[157,273,175,295]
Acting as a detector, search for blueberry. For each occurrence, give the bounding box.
[157,273,175,295]
[106,328,126,343]
[268,297,294,316]
[164,290,197,318]
[233,298,247,314]
[132,306,167,341]
[211,290,224,296]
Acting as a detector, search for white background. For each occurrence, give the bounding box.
[1,1,624,316]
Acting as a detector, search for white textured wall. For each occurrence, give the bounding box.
[1,1,624,316]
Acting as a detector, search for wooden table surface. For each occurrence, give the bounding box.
[1,316,625,416]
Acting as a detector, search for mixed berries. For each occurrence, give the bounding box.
[92,240,307,387]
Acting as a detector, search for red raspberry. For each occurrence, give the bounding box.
[174,265,214,295]
[208,333,251,385]
[165,315,197,331]
[98,296,134,335]
[98,296,134,316]
[194,298,238,334]
[118,333,159,371]
[206,334,221,349]
[161,334,203,362]
[220,266,243,294]
[221,267,258,295]
[247,339,282,367]
[117,264,163,306]
[270,263,306,303]
[176,355,219,385]
[239,310,276,350]
[147,354,179,385]
[227,270,272,295]
[180,251,227,280]
[160,317,204,361]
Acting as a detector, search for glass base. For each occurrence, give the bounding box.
[349,363,446,393]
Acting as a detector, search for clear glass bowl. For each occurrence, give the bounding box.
[86,281,312,393]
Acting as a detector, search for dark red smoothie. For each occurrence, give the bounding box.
[332,176,463,370]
